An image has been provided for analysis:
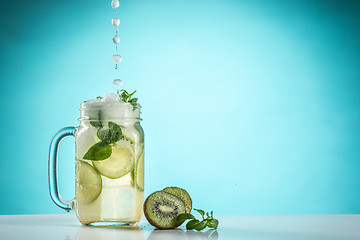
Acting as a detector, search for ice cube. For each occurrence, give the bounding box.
[102,93,119,102]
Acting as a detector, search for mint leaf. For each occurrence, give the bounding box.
[90,121,103,128]
[179,209,219,231]
[97,122,122,144]
[128,90,136,99]
[97,128,111,141]
[108,122,122,142]
[186,220,200,230]
[117,89,138,110]
[195,221,207,231]
[206,219,219,229]
[177,213,195,222]
[83,142,112,160]
[118,89,130,102]
[194,209,205,219]
[90,110,103,128]
[129,98,138,110]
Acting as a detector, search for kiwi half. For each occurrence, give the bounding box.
[144,191,186,229]
[162,187,192,213]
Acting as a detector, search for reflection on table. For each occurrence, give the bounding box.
[74,224,218,240]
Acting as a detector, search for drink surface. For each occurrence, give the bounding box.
[74,93,144,225]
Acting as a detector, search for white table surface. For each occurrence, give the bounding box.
[0,214,359,240]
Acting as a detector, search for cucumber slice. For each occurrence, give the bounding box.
[76,160,102,204]
[93,140,135,179]
[136,152,144,191]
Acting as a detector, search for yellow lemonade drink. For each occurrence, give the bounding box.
[74,92,144,225]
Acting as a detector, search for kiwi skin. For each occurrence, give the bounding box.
[143,191,186,229]
[163,187,192,213]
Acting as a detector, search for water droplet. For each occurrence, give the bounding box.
[113,79,123,86]
[112,18,120,27]
[111,0,119,9]
[115,64,118,69]
[112,54,122,62]
[113,35,120,44]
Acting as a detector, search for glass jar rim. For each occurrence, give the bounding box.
[79,101,141,121]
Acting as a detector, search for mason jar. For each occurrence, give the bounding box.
[48,93,144,225]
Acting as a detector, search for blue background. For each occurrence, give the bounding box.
[0,0,359,215]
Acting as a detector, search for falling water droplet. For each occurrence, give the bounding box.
[112,18,120,27]
[115,64,118,69]
[111,0,119,9]
[112,54,122,62]
[113,79,123,86]
[113,35,120,44]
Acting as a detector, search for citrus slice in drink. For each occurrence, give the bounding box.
[93,139,135,179]
[136,152,144,191]
[122,122,144,144]
[76,160,102,204]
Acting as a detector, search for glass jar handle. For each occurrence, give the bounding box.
[48,127,76,212]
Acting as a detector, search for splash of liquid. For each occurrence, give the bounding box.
[113,79,123,86]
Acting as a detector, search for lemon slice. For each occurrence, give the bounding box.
[136,152,144,191]
[76,160,102,204]
[93,140,135,179]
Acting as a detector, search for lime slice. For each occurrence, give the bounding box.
[136,152,144,191]
[122,123,144,144]
[76,160,102,204]
[93,140,135,179]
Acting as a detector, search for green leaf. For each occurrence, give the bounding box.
[129,98,138,110]
[195,221,207,231]
[108,121,121,136]
[97,122,122,143]
[194,209,205,219]
[128,90,137,98]
[97,128,111,141]
[119,90,129,102]
[177,213,195,222]
[90,111,103,128]
[206,219,219,229]
[130,98,138,103]
[186,220,200,230]
[108,122,122,142]
[83,142,112,160]
[117,89,138,110]
[90,121,103,128]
